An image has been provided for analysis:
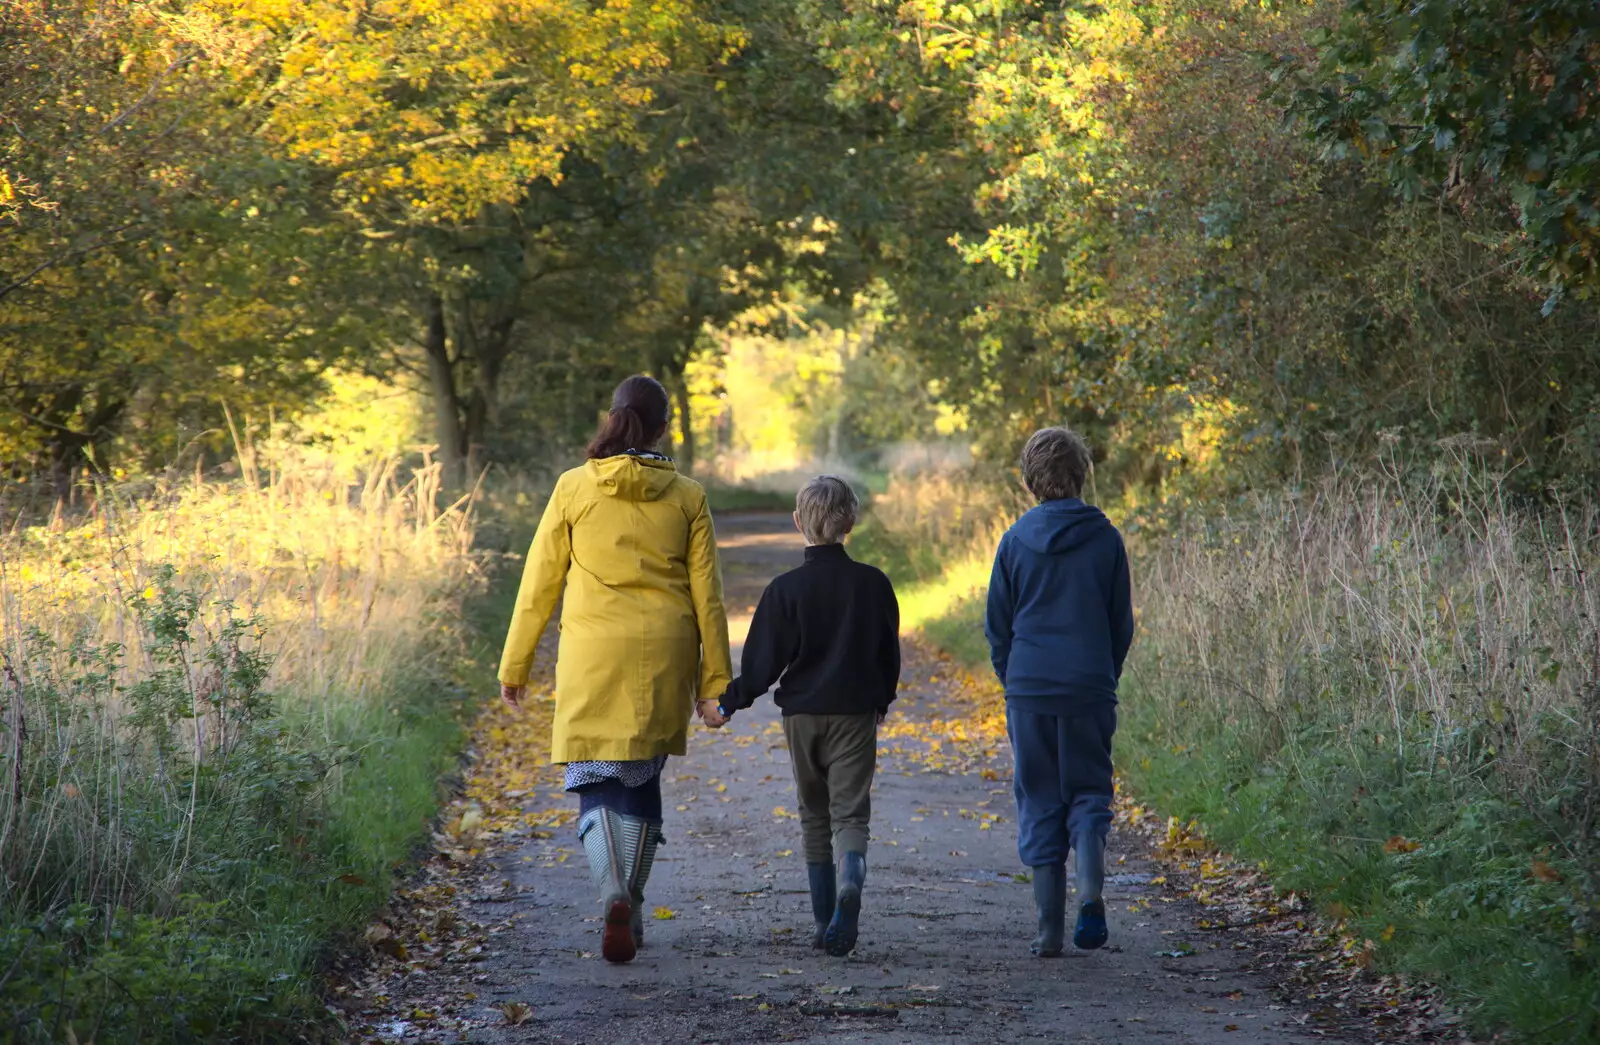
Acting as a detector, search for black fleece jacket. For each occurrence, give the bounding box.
[720,543,901,717]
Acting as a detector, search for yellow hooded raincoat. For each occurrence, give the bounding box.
[498,455,733,763]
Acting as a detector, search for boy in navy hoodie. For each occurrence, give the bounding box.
[986,427,1134,957]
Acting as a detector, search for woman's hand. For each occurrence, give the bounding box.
[697,699,728,728]
[501,684,527,710]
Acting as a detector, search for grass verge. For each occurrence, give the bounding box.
[853,466,1600,1045]
[1,451,486,1043]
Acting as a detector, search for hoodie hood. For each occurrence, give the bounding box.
[585,454,680,502]
[1012,498,1111,554]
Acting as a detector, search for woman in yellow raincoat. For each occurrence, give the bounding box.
[498,375,732,964]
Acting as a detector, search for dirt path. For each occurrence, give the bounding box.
[340,513,1365,1045]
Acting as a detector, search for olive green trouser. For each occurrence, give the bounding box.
[782,712,878,864]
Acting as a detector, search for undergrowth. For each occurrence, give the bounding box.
[0,451,482,1043]
[854,461,1600,1045]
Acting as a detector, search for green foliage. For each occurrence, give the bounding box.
[1123,472,1600,1042]
[0,1,406,498]
[780,0,1600,496]
[1120,715,1599,1042]
[0,565,471,1043]
[1284,0,1600,297]
[0,904,312,1044]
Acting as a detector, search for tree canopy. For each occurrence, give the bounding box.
[4,0,1597,502]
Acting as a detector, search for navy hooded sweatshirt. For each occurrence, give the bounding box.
[985,498,1134,709]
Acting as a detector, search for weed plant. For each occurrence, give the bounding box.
[0,448,480,1043]
[856,457,1600,1043]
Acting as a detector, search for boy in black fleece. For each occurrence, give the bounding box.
[986,427,1134,958]
[709,476,900,956]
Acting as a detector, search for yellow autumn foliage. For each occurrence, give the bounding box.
[199,0,742,221]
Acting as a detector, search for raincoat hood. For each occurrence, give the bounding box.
[1012,498,1113,555]
[586,453,679,502]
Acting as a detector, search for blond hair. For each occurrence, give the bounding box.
[795,475,859,545]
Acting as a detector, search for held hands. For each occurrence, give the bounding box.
[501,684,527,711]
[697,698,729,729]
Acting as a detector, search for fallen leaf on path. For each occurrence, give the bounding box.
[653,906,676,920]
[500,1001,532,1026]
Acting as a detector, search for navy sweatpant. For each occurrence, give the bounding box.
[1006,703,1115,868]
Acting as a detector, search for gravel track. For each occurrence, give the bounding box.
[347,512,1359,1045]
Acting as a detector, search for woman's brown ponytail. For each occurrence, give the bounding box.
[586,375,672,460]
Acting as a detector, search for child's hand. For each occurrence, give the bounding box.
[501,684,527,710]
[697,699,728,728]
[876,709,887,726]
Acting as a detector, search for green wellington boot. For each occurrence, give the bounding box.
[806,862,837,950]
[1030,863,1067,957]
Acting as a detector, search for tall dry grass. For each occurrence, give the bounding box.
[848,469,1029,659]
[1135,459,1600,824]
[859,455,1600,1036]
[0,445,477,921]
[1124,457,1600,1036]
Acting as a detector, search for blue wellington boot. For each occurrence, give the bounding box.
[806,862,837,950]
[825,851,866,956]
[1073,832,1109,950]
[1030,863,1067,957]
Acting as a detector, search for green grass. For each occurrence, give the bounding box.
[703,482,797,514]
[855,478,1600,1045]
[1116,696,1598,1043]
[1,573,512,1044]
[849,513,993,666]
[1,648,475,1044]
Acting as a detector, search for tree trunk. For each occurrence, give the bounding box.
[672,373,695,476]
[464,314,516,477]
[422,292,467,488]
